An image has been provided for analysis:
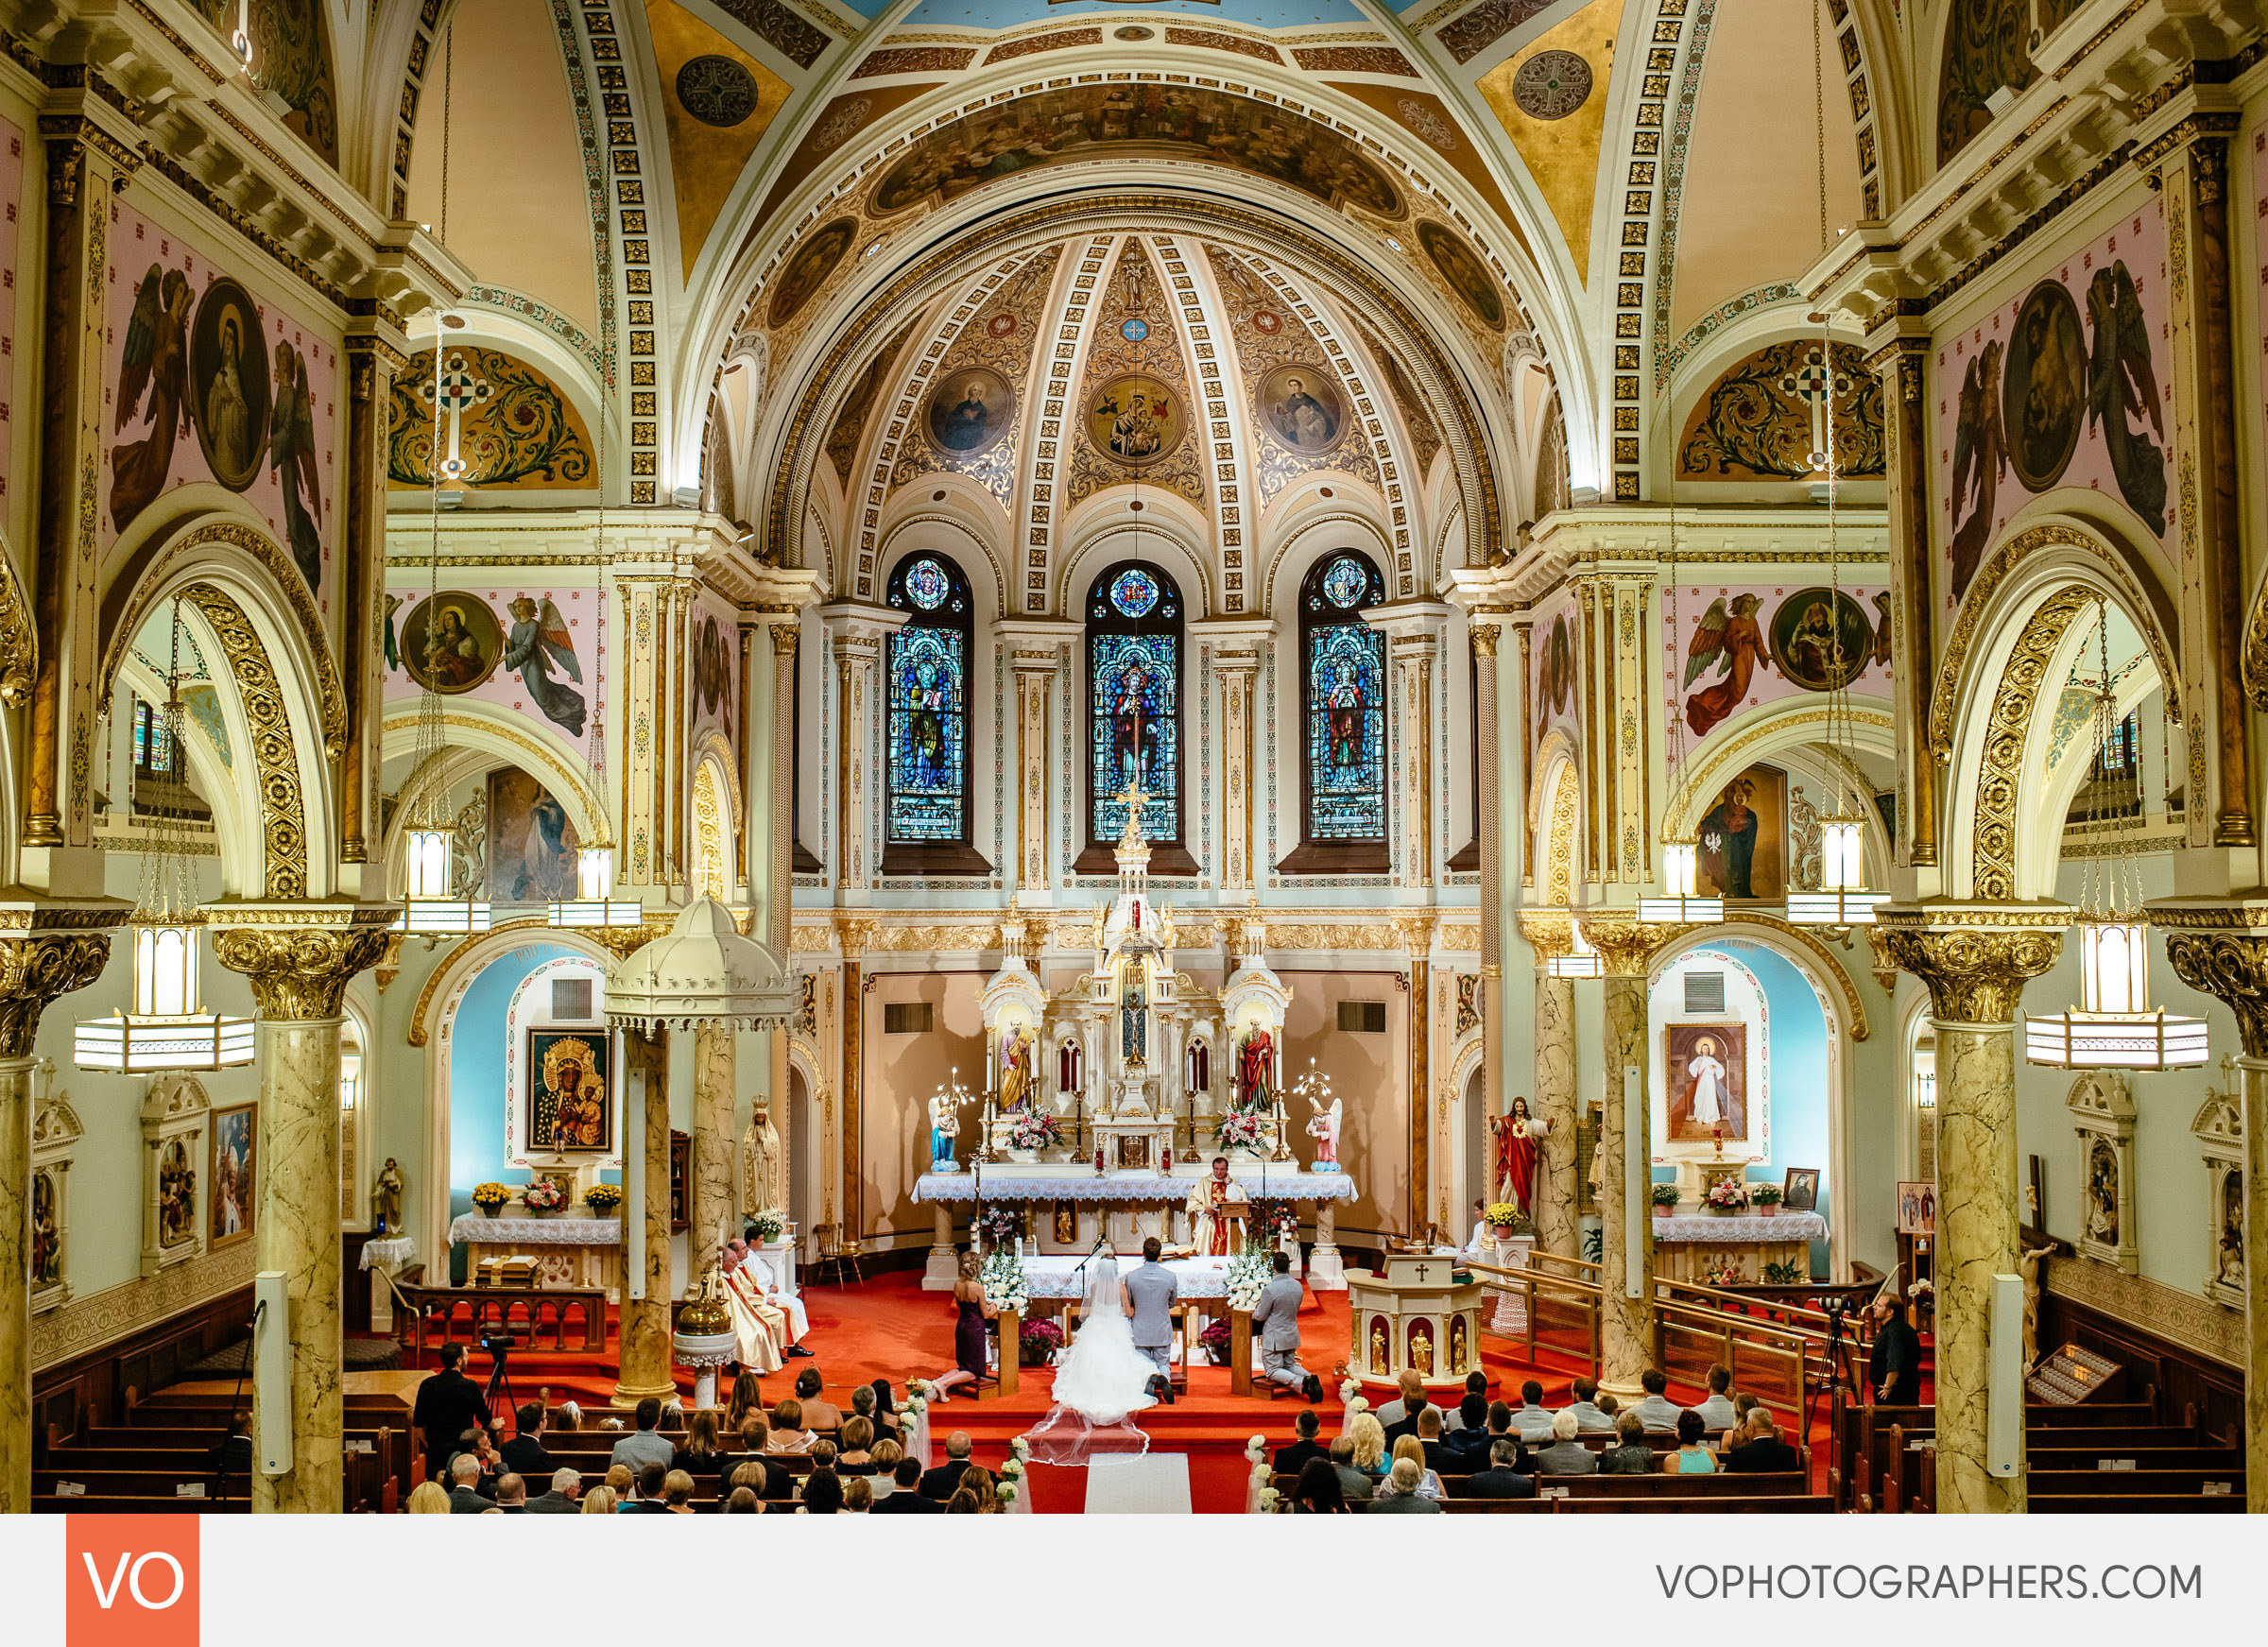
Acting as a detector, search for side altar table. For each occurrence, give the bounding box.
[1649,1210,1826,1285]
[447,1213,627,1300]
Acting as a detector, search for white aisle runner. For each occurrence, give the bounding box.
[1083,1451,1194,1514]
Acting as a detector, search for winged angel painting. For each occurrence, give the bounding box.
[504,596,586,738]
[1682,593,1765,739]
[110,266,195,534]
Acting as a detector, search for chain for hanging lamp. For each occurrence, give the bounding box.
[551,382,636,927]
[2026,600,2205,1070]
[1641,461,1721,926]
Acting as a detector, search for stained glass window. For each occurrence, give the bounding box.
[1087,561,1182,851]
[1301,552,1387,844]
[885,554,971,846]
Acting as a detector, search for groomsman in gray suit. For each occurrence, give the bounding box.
[1123,1237,1179,1396]
[1252,1251,1324,1402]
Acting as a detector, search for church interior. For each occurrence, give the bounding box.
[0,0,2261,1523]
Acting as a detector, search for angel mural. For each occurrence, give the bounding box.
[268,339,324,588]
[504,596,586,737]
[2086,261,2167,535]
[1948,339,2005,600]
[1682,593,1765,739]
[111,266,195,533]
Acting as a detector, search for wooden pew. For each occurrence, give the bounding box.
[1554,1495,1833,1514]
[2026,1468,2242,1502]
[32,1495,245,1515]
[2030,1445,2241,1472]
[2026,1491,2245,1514]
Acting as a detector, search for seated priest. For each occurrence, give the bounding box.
[719,1243,813,1370]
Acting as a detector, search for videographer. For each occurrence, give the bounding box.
[411,1342,495,1482]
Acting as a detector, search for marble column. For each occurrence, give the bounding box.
[832,633,882,890]
[1883,919,2060,1514]
[338,332,401,867]
[924,1202,957,1290]
[691,1027,736,1255]
[1518,911,1579,1260]
[1472,622,1504,1181]
[766,620,799,1242]
[613,1027,677,1405]
[212,912,392,1514]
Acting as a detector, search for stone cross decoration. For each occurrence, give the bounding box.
[430,349,491,481]
[1778,343,1850,474]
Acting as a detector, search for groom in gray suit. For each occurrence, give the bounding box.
[1252,1251,1324,1402]
[1123,1237,1179,1392]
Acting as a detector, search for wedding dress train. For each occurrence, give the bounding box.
[1019,1252,1157,1467]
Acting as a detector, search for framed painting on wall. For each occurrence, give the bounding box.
[1663,1021,1748,1143]
[1781,1167,1820,1212]
[1897,1180,1936,1235]
[529,1030,611,1155]
[1692,764,1787,900]
[208,1104,254,1248]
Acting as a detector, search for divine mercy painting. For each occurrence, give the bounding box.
[1664,1021,1748,1143]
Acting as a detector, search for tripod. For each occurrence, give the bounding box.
[484,1334,523,1416]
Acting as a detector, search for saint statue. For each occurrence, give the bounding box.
[1491,1096,1550,1211]
[1239,1026,1273,1112]
[997,1028,1034,1112]
[1305,1093,1342,1171]
[1368,1320,1388,1374]
[373,1158,405,1235]
[1185,1156,1249,1257]
[1410,1322,1435,1377]
[928,1089,963,1169]
[1121,977,1148,1067]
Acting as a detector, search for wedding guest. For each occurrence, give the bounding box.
[404,1481,451,1514]
[1695,1364,1739,1430]
[1634,1369,1683,1431]
[724,1486,762,1514]
[851,1381,901,1441]
[1275,1409,1329,1474]
[1559,1377,1614,1433]
[1349,1414,1390,1481]
[1725,1409,1804,1474]
[1443,1371,1488,1433]
[725,1370,765,1433]
[1731,1391,1761,1434]
[843,1477,874,1513]
[491,1472,529,1512]
[958,1465,1000,1513]
[868,1438,904,1498]
[765,1398,814,1452]
[661,1469,697,1514]
[1598,1411,1656,1475]
[610,1398,677,1474]
[1366,1458,1441,1514]
[1377,1372,1429,1436]
[802,1469,844,1515]
[525,1467,582,1513]
[679,1409,728,1484]
[1416,1408,1459,1476]
[578,1484,618,1514]
[630,1462,674,1511]
[1291,1457,1349,1513]
[1510,1380,1555,1442]
[1532,1410,1599,1475]
[445,1455,488,1514]
[502,1400,558,1480]
[603,1464,634,1500]
[1596,1393,1622,1420]
[1446,1395,1494,1463]
[943,1487,981,1513]
[735,1420,794,1499]
[1391,1435,1443,1501]
[445,1426,500,1495]
[838,1416,878,1475]
[795,1367,844,1433]
[1467,1438,1537,1499]
[1661,1408,1718,1474]
[874,1456,943,1514]
[1329,1436,1374,1503]
[919,1431,974,1500]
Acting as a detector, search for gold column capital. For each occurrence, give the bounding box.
[1876,906,2064,1025]
[1576,912,1690,977]
[769,622,799,658]
[208,905,398,1021]
[0,915,126,1057]
[1470,622,1500,657]
[1515,907,1574,963]
[589,918,673,962]
[2155,901,2268,1057]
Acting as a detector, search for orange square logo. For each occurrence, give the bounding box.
[66,1516,198,1647]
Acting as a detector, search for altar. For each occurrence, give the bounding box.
[1650,1210,1826,1285]
[446,1212,626,1300]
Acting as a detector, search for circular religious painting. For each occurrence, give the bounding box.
[1321,555,1370,609]
[189,277,274,490]
[399,591,505,695]
[1417,222,1504,330]
[1089,373,1183,467]
[1766,588,1876,693]
[2001,278,2088,492]
[766,217,856,328]
[1109,567,1161,618]
[676,55,759,127]
[1512,50,1595,120]
[923,365,1017,456]
[902,557,953,610]
[1256,362,1349,456]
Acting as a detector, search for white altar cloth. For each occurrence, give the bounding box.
[916,1170,1353,1203]
[358,1235,418,1270]
[1017,1254,1235,1300]
[1651,1210,1827,1243]
[447,1214,622,1245]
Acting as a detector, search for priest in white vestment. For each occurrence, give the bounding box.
[720,1240,813,1369]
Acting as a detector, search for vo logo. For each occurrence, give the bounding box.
[67,1517,198,1647]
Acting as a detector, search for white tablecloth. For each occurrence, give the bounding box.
[1651,1210,1827,1243]
[1016,1255,1235,1299]
[447,1214,623,1245]
[916,1170,1354,1203]
[358,1236,418,1270]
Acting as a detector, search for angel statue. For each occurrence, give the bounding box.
[1305,1092,1343,1172]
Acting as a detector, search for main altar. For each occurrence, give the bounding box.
[918,793,1356,1288]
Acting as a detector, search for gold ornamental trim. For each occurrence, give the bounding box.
[0,930,117,1058]
[0,540,35,703]
[209,912,397,1021]
[1973,585,2093,901]
[1876,912,2063,1025]
[178,582,309,899]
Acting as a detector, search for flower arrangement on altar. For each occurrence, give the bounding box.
[980,1246,1029,1314]
[1750,1182,1784,1207]
[1005,1111,1062,1152]
[581,1184,623,1216]
[1706,1178,1752,1212]
[521,1178,569,1214]
[976,1204,1024,1244]
[752,1210,785,1244]
[1019,1318,1065,1365]
[472,1182,509,1215]
[1484,1202,1533,1236]
[1700,1257,1749,1288]
[1214,1110,1268,1152]
[1650,1183,1683,1209]
[1226,1243,1273,1311]
[1249,1197,1298,1241]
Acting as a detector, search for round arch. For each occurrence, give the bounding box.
[1057,512,1212,623]
[1530,731,1583,905]
[377,705,608,901]
[1258,501,1398,618]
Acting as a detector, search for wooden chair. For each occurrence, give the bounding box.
[808,1223,865,1287]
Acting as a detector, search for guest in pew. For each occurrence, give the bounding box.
[868,1438,904,1499]
[803,1468,844,1515]
[491,1473,529,1513]
[766,1399,815,1453]
[1376,1371,1429,1434]
[729,1461,773,1509]
[1533,1410,1600,1475]
[725,1486,762,1514]
[627,1462,674,1511]
[1329,1436,1375,1503]
[1392,1435,1444,1501]
[661,1469,697,1514]
[1595,1393,1621,1420]
[851,1381,901,1443]
[1445,1395,1495,1465]
[445,1429,499,1499]
[1349,1414,1390,1483]
[609,1398,677,1476]
[1416,1408,1460,1476]
[679,1410,728,1484]
[1598,1412,1656,1475]
[838,1416,878,1475]
[736,1420,795,1500]
[1467,1437,1538,1499]
[843,1478,874,1513]
[1511,1380,1555,1443]
[604,1464,634,1501]
[1443,1371,1487,1433]
[446,1455,490,1513]
[405,1481,452,1514]
[579,1485,618,1514]
[1292,1456,1350,1513]
[920,1431,975,1500]
[1367,1458,1441,1514]
[526,1467,582,1513]
[502,1402,558,1482]
[1660,1409,1718,1474]
[1724,1408,1804,1474]
[810,1440,839,1475]
[1868,1293,1923,1405]
[958,1466,1001,1513]
[875,1456,944,1514]
[412,1343,495,1483]
[549,1398,580,1433]
[1559,1377,1614,1433]
[1634,1369,1683,1432]
[1730,1392,1761,1437]
[795,1367,843,1433]
[1695,1364,1739,1431]
[943,1487,982,1514]
[725,1371,765,1433]
[1276,1409,1330,1474]
[207,1408,254,1495]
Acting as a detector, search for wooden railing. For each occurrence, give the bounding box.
[392,1285,609,1356]
[1655,1276,1875,1408]
[1467,1259,1603,1381]
[1651,1286,1807,1420]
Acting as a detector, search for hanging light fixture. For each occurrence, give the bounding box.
[1548,925,1605,980]
[77,604,255,1072]
[2027,601,2206,1071]
[1641,417,1721,927]
[551,417,636,928]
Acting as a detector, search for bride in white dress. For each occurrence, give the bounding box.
[1020,1245,1159,1465]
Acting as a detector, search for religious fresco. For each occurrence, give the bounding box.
[486,766,580,902]
[825,316,920,485]
[1415,221,1505,331]
[1664,1022,1748,1142]
[189,1,336,163]
[767,217,857,328]
[891,249,1058,506]
[0,117,21,519]
[208,1105,254,1248]
[1692,764,1785,901]
[1936,0,2081,164]
[384,584,602,742]
[1207,246,1384,504]
[690,602,737,748]
[157,1137,195,1250]
[103,200,340,609]
[29,1170,60,1290]
[1675,340,1885,480]
[1668,583,1890,751]
[1936,200,2172,604]
[1350,315,1444,476]
[1534,604,1576,745]
[387,347,594,490]
[1068,242,1204,508]
[861,84,1404,225]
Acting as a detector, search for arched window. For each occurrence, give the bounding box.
[1285,550,1388,873]
[1081,561,1194,875]
[883,553,989,874]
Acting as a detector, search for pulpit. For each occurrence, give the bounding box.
[1347,1254,1484,1395]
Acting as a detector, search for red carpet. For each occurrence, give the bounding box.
[397,1273,1831,1511]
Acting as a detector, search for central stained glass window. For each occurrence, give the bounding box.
[1301,552,1387,843]
[1087,561,1181,850]
[884,554,972,846]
